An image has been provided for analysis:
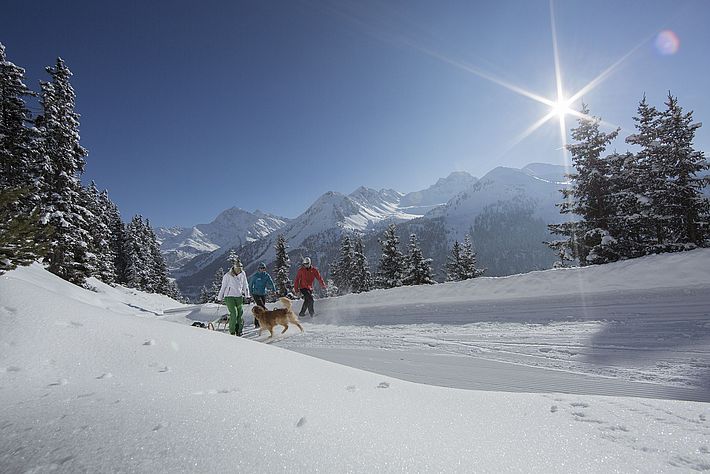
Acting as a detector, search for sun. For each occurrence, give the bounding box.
[551,98,572,118]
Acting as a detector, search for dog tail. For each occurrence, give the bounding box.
[279,296,292,310]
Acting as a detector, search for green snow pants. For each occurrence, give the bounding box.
[224,296,244,336]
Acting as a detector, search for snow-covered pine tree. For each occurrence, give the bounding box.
[324,278,339,298]
[0,43,37,192]
[331,234,353,295]
[227,249,241,267]
[121,216,145,289]
[0,187,52,273]
[198,285,211,304]
[82,181,115,283]
[209,267,225,302]
[144,219,173,295]
[37,58,91,285]
[376,224,403,289]
[445,240,463,281]
[402,233,435,286]
[273,234,291,296]
[99,190,127,283]
[350,235,373,293]
[459,234,483,279]
[548,104,619,266]
[604,151,646,258]
[653,92,710,248]
[625,95,662,253]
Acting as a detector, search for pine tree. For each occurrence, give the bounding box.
[625,95,662,252]
[198,286,211,304]
[331,234,353,294]
[376,224,403,289]
[227,249,241,267]
[0,43,37,191]
[0,187,53,273]
[209,267,225,302]
[100,190,126,283]
[37,58,91,285]
[350,235,373,293]
[402,233,435,286]
[548,104,619,265]
[122,217,144,289]
[273,234,291,296]
[82,182,115,283]
[459,235,483,279]
[445,240,463,281]
[145,219,172,294]
[653,92,710,248]
[324,278,339,297]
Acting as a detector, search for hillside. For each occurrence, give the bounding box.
[2,253,709,472]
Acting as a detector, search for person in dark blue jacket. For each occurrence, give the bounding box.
[249,262,276,328]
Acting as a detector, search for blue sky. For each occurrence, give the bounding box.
[2,0,709,227]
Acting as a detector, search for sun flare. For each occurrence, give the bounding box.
[551,98,572,118]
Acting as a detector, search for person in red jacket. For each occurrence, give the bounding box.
[294,256,326,317]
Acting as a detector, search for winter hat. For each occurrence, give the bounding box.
[302,257,311,266]
[258,262,267,269]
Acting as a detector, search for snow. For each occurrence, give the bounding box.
[2,253,710,472]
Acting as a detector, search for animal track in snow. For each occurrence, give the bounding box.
[47,378,68,387]
[377,382,390,389]
[158,366,170,373]
[143,339,156,346]
[96,373,113,379]
[346,385,358,392]
[296,417,307,428]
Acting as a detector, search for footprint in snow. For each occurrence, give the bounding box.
[96,373,113,380]
[570,402,590,408]
[158,366,170,373]
[47,379,68,387]
[5,366,21,373]
[700,414,707,422]
[143,339,156,346]
[152,423,165,432]
[296,417,307,428]
[550,405,558,413]
[346,385,358,392]
[377,382,390,389]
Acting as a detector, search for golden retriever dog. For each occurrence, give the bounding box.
[251,297,304,338]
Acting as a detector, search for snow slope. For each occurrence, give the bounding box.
[278,249,710,396]
[2,259,710,472]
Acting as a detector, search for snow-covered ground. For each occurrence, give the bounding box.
[1,252,710,472]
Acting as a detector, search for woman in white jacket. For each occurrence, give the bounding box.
[217,261,251,336]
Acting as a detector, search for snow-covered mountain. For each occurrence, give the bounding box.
[428,164,566,237]
[174,164,571,297]
[399,171,478,215]
[175,187,421,297]
[156,208,288,270]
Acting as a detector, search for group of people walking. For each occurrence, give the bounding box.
[216,257,326,336]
